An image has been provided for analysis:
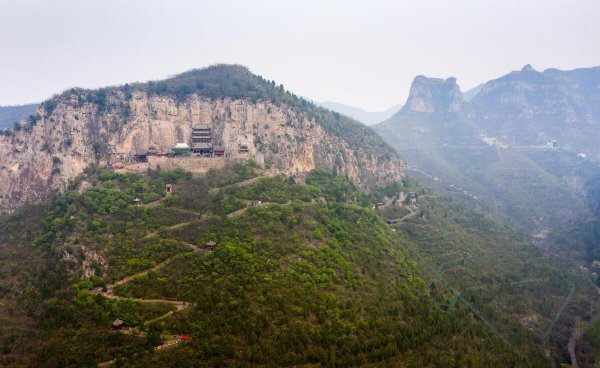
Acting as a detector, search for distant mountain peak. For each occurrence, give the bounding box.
[521,64,536,72]
[0,103,39,130]
[403,75,462,113]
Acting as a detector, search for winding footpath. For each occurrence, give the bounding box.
[97,179,274,366]
[568,324,582,368]
[227,200,292,218]
[95,239,203,366]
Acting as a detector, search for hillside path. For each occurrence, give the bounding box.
[95,236,205,366]
[568,324,582,368]
[143,222,192,239]
[227,200,291,218]
[397,209,418,222]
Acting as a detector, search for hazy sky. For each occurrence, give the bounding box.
[1,0,599,110]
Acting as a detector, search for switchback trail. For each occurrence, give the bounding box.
[95,234,205,366]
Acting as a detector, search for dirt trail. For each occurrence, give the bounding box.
[386,208,418,225]
[97,336,182,367]
[398,209,418,222]
[227,200,291,218]
[143,197,167,208]
[95,235,204,366]
[166,207,203,216]
[568,324,582,368]
[143,222,192,239]
[208,175,266,195]
[229,175,264,188]
[108,259,171,289]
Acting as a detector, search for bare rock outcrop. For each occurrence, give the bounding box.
[403,76,463,113]
[0,89,404,212]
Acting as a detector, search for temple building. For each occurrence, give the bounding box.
[192,125,212,143]
[191,125,213,156]
[238,144,249,154]
[193,142,213,156]
[213,146,225,157]
[172,142,192,156]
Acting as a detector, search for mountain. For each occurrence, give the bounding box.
[374,66,600,249]
[471,65,600,159]
[318,101,402,125]
[374,68,600,365]
[401,75,463,114]
[0,104,38,130]
[462,83,484,101]
[0,163,593,366]
[0,65,403,213]
[0,64,596,367]
[2,63,600,366]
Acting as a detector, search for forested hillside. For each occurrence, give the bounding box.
[0,163,594,367]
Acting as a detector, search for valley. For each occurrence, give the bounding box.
[375,65,600,366]
[1,63,600,367]
[2,1,599,366]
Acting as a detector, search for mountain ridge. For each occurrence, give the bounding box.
[0,104,38,130]
[471,64,600,156]
[0,64,404,213]
[374,64,600,253]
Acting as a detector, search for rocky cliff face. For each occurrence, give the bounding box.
[0,80,404,212]
[375,75,471,148]
[374,65,600,236]
[381,65,600,159]
[403,76,463,114]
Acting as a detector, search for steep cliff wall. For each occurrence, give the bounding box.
[0,89,403,212]
[403,76,463,114]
